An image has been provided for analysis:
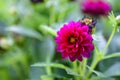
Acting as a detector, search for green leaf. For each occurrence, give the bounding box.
[30,67,46,80]
[0,66,11,80]
[40,74,71,80]
[104,62,120,77]
[40,75,53,80]
[39,25,57,37]
[0,48,30,80]
[31,62,79,76]
[87,65,105,77]
[38,37,55,62]
[65,68,80,76]
[90,76,115,80]
[31,63,69,69]
[5,26,42,40]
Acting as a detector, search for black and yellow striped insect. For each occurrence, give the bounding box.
[80,16,97,34]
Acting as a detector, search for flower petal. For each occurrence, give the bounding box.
[77,55,83,61]
[81,51,91,58]
[62,52,69,59]
[69,55,77,62]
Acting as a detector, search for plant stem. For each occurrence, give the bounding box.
[73,61,80,80]
[82,59,87,76]
[86,45,102,79]
[73,61,78,72]
[86,58,100,79]
[102,24,117,54]
[86,21,118,79]
[46,58,53,80]
[49,6,56,26]
[57,9,66,22]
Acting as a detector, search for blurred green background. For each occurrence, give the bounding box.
[0,0,120,80]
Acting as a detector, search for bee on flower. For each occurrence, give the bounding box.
[80,16,97,34]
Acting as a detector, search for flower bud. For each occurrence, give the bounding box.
[116,15,120,24]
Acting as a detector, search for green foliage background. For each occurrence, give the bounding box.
[0,0,120,80]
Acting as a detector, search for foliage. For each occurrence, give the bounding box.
[0,0,120,80]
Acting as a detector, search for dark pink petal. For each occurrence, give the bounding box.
[82,25,89,32]
[88,44,94,51]
[77,55,83,61]
[81,51,91,58]
[69,55,77,62]
[72,47,78,53]
[66,48,73,53]
[62,52,69,59]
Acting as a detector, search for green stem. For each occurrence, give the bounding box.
[79,62,82,75]
[57,9,66,22]
[82,59,87,76]
[74,59,87,80]
[73,61,79,80]
[103,53,120,60]
[86,45,101,79]
[77,59,87,80]
[46,58,53,80]
[73,61,78,73]
[102,25,117,54]
[86,58,100,79]
[49,6,56,26]
[85,12,118,80]
[86,23,118,79]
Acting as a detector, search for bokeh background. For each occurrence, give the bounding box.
[0,0,120,80]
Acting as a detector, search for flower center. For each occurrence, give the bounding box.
[69,37,76,43]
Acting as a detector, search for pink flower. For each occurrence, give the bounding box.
[81,0,111,17]
[55,21,94,62]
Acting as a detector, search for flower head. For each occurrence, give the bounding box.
[55,21,94,62]
[81,0,111,17]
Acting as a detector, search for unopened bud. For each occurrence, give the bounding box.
[116,15,120,24]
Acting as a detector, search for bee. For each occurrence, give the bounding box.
[80,16,97,34]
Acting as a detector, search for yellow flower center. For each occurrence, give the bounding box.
[70,37,76,43]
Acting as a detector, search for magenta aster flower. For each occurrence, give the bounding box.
[81,0,111,17]
[55,21,94,62]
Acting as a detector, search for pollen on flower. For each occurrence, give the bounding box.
[55,21,94,62]
[69,37,76,43]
